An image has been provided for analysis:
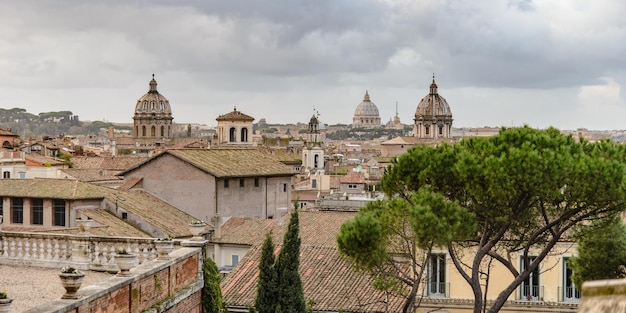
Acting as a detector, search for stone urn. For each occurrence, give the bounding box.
[76,219,93,234]
[114,252,137,277]
[154,239,174,260]
[59,270,86,299]
[0,297,12,313]
[188,222,206,241]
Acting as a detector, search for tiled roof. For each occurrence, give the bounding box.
[120,149,297,178]
[71,156,149,170]
[24,153,66,166]
[214,211,356,247]
[100,189,204,239]
[216,109,255,122]
[16,209,151,238]
[0,178,105,199]
[340,171,366,184]
[118,177,143,191]
[60,169,123,182]
[0,128,19,136]
[221,245,406,312]
[0,178,198,238]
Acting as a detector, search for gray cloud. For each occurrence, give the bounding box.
[1,0,626,130]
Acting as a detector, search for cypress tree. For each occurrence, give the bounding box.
[202,257,225,313]
[255,232,277,313]
[276,209,306,313]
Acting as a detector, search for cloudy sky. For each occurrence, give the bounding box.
[1,0,626,130]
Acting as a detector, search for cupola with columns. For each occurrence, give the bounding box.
[414,75,453,139]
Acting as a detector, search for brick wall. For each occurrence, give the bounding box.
[23,246,204,313]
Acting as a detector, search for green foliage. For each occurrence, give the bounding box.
[275,210,306,313]
[202,257,225,313]
[380,126,626,313]
[570,215,626,290]
[255,232,277,313]
[337,188,475,311]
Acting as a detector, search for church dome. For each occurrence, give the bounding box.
[415,78,452,118]
[353,91,381,128]
[134,75,172,115]
[354,91,380,117]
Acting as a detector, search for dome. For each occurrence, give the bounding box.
[415,78,452,118]
[354,91,380,116]
[134,75,172,115]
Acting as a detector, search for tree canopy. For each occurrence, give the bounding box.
[569,215,626,290]
[379,126,626,313]
[337,188,476,312]
[255,232,277,313]
[275,209,306,313]
[202,257,225,313]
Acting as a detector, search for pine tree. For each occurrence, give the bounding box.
[255,232,277,313]
[276,209,306,313]
[202,257,225,313]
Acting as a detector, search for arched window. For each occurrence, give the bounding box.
[142,126,146,137]
[135,126,138,137]
[229,128,236,142]
[241,128,248,142]
[151,126,156,137]
[425,126,430,135]
[161,125,165,137]
[314,154,319,168]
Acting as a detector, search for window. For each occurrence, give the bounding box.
[283,184,287,192]
[314,154,319,168]
[240,178,245,188]
[348,184,357,189]
[32,198,43,225]
[562,258,580,302]
[224,179,229,188]
[135,126,138,136]
[0,198,3,218]
[151,126,156,137]
[122,212,128,220]
[231,255,239,266]
[53,199,66,226]
[2,171,9,179]
[425,126,430,135]
[439,125,443,135]
[254,178,260,187]
[142,126,146,137]
[312,179,317,189]
[229,127,236,142]
[160,125,165,137]
[520,256,541,301]
[428,254,447,298]
[241,128,248,142]
[11,197,23,224]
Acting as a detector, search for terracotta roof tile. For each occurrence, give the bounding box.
[0,178,198,239]
[216,109,255,122]
[339,171,366,184]
[221,245,406,312]
[60,169,123,182]
[121,149,297,178]
[71,156,149,170]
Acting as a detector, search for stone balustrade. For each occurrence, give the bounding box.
[0,230,157,272]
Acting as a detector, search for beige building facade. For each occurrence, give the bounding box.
[119,149,296,223]
[216,107,254,146]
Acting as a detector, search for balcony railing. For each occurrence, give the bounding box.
[558,286,581,303]
[516,285,544,301]
[426,282,450,298]
[0,230,157,272]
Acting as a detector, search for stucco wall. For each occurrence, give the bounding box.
[124,154,292,222]
[124,154,217,222]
